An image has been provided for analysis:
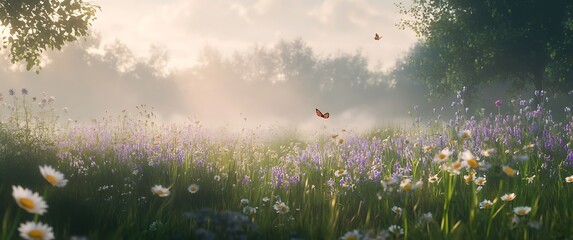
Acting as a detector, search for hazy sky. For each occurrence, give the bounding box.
[91,0,417,71]
[2,0,426,136]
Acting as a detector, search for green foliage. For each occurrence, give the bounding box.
[0,0,99,73]
[397,0,573,99]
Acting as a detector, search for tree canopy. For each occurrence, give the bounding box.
[0,0,99,72]
[397,0,573,98]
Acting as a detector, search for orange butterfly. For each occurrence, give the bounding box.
[374,33,382,40]
[316,108,330,119]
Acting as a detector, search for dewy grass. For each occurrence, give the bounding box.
[0,88,573,239]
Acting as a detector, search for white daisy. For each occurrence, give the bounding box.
[501,193,516,202]
[151,185,170,197]
[502,166,519,177]
[460,150,480,169]
[39,165,68,187]
[479,199,493,209]
[12,186,48,215]
[434,148,452,162]
[18,221,54,240]
[334,169,348,177]
[273,201,290,214]
[458,129,471,139]
[340,229,361,240]
[513,206,532,216]
[187,184,200,194]
[565,175,573,183]
[474,176,487,186]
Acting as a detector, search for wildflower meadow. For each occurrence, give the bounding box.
[1,88,572,240]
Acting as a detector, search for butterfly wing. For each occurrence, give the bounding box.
[323,113,330,119]
[316,108,324,118]
[374,33,382,40]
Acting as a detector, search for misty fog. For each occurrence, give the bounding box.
[1,35,571,137]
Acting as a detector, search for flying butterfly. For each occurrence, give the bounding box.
[374,33,382,41]
[316,108,330,119]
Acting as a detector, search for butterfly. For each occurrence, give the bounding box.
[374,33,382,40]
[316,108,330,119]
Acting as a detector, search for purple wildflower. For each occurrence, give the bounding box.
[566,151,573,166]
[8,89,15,96]
[495,99,502,107]
[21,88,28,95]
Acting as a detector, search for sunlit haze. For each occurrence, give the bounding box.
[1,0,427,136]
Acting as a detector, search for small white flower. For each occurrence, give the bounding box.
[419,212,434,225]
[12,186,48,215]
[480,148,496,157]
[501,193,516,202]
[187,184,199,194]
[428,174,440,183]
[513,206,532,216]
[151,185,170,197]
[334,169,348,177]
[474,176,487,186]
[391,206,402,216]
[39,165,68,187]
[243,206,257,215]
[502,166,519,177]
[479,199,493,209]
[565,175,573,183]
[18,221,54,240]
[458,129,471,139]
[240,198,250,205]
[340,229,361,240]
[273,201,290,214]
[434,148,452,162]
[388,225,404,236]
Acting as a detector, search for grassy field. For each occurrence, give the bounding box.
[1,89,572,240]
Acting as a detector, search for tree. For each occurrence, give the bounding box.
[397,0,573,99]
[0,0,99,72]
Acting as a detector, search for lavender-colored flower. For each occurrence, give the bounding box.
[566,151,573,166]
[21,88,28,95]
[8,89,15,96]
[495,99,503,107]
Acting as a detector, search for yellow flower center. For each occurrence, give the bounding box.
[402,183,412,191]
[461,132,470,139]
[19,198,35,210]
[517,209,527,215]
[484,203,492,209]
[504,168,515,176]
[467,159,478,168]
[28,230,44,239]
[452,161,462,170]
[438,153,446,159]
[191,187,197,192]
[347,236,358,240]
[44,174,58,185]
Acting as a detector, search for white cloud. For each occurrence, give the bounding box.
[91,0,417,71]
